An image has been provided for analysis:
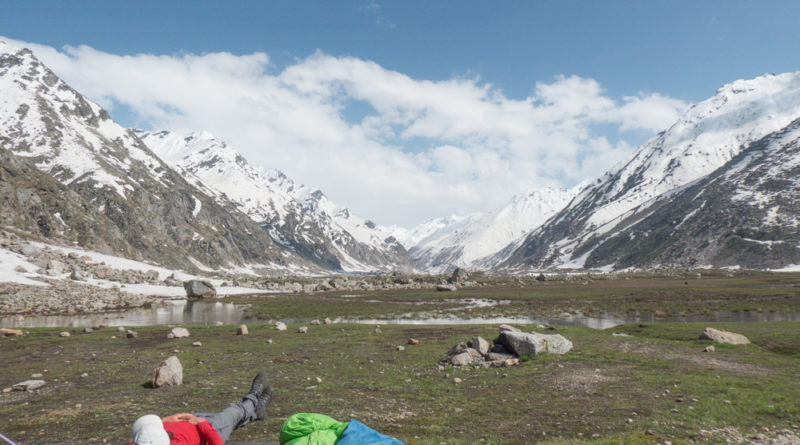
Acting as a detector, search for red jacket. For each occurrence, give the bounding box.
[128,420,225,445]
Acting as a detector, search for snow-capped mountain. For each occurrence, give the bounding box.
[501,72,800,271]
[386,213,482,250]
[136,130,412,273]
[0,42,317,274]
[405,187,578,272]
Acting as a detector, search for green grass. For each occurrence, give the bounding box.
[228,271,800,321]
[1,320,799,444]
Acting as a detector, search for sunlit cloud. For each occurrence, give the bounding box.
[0,36,688,227]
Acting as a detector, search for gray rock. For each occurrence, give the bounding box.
[498,324,520,333]
[298,326,308,333]
[69,265,84,281]
[59,331,71,337]
[466,347,483,361]
[436,284,457,292]
[468,336,491,356]
[13,379,46,391]
[183,280,216,298]
[323,317,332,325]
[699,327,750,345]
[152,356,182,388]
[21,245,43,257]
[704,345,715,352]
[487,352,516,361]
[170,327,190,338]
[275,322,287,331]
[237,324,249,335]
[449,268,469,283]
[497,331,573,357]
[450,351,474,366]
[310,319,321,325]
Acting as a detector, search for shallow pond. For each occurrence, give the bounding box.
[2,299,799,329]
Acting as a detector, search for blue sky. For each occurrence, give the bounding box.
[2,1,799,226]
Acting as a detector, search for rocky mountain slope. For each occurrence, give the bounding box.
[0,42,320,274]
[136,130,412,273]
[500,72,800,271]
[405,188,578,272]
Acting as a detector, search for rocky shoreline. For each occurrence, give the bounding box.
[0,281,156,315]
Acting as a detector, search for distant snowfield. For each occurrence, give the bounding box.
[0,241,273,297]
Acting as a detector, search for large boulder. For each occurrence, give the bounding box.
[699,327,750,345]
[152,356,183,388]
[497,331,573,357]
[183,280,216,299]
[449,268,469,283]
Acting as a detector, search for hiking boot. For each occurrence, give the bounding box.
[249,371,267,396]
[255,385,273,420]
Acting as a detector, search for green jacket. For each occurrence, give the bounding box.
[279,413,348,445]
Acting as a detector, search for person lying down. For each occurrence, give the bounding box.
[128,372,404,445]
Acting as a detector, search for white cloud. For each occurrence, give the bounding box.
[0,37,688,227]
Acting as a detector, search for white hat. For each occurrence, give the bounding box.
[131,414,170,445]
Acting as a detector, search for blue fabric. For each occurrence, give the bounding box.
[335,419,403,445]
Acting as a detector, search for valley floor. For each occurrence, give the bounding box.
[1,276,800,444]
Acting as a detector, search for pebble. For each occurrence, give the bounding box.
[192,342,202,347]
[453,378,462,383]
[396,345,405,351]
[298,326,308,334]
[407,338,419,345]
[267,339,273,344]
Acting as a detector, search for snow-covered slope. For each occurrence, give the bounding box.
[502,71,800,270]
[137,130,412,273]
[578,115,800,270]
[0,41,315,273]
[407,187,578,272]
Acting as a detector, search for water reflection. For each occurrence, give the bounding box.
[0,300,253,328]
[1,302,798,329]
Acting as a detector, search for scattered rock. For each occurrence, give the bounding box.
[12,380,46,391]
[453,377,462,384]
[126,330,138,338]
[192,341,202,347]
[700,327,750,345]
[535,273,547,282]
[152,356,183,388]
[81,372,89,378]
[117,326,126,332]
[468,336,490,355]
[310,319,321,325]
[183,280,217,299]
[170,327,190,338]
[450,351,474,366]
[69,266,84,281]
[215,321,224,326]
[82,327,92,333]
[449,268,469,283]
[436,284,457,292]
[408,338,419,345]
[59,331,71,337]
[496,331,573,357]
[498,324,520,333]
[704,345,716,352]
[396,345,405,351]
[323,318,332,325]
[267,339,273,344]
[1,328,23,337]
[298,326,308,334]
[237,325,249,335]
[275,322,287,331]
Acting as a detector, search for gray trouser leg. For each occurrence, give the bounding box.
[195,393,259,442]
